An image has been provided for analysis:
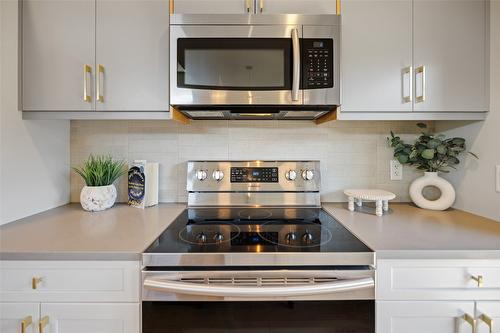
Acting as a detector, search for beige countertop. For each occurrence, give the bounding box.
[1,202,500,261]
[322,203,500,259]
[0,203,185,260]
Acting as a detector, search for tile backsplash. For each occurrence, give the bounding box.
[71,120,433,203]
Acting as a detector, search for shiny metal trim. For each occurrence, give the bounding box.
[142,269,375,301]
[291,28,300,102]
[170,14,341,26]
[142,252,375,267]
[188,192,320,207]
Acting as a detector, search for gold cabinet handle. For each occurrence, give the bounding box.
[39,316,49,333]
[479,314,493,333]
[21,316,32,333]
[245,0,252,13]
[471,274,484,288]
[259,0,264,13]
[83,64,92,102]
[463,313,477,333]
[415,65,425,103]
[169,0,174,14]
[32,277,43,290]
[402,66,413,103]
[97,64,104,102]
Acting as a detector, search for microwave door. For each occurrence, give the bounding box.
[170,25,303,106]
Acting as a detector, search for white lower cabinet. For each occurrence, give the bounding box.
[41,303,140,333]
[0,303,39,333]
[476,302,499,333]
[377,301,476,333]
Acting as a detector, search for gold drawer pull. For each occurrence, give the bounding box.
[471,274,484,288]
[463,313,477,333]
[479,313,493,333]
[39,316,49,333]
[32,277,43,289]
[21,316,32,333]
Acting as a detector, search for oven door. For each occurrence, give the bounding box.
[170,25,303,106]
[142,269,374,333]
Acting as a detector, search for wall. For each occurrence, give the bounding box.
[71,120,432,204]
[0,0,70,225]
[436,0,500,221]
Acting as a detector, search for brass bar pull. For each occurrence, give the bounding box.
[336,0,341,15]
[32,277,43,290]
[39,316,49,333]
[245,0,251,13]
[83,65,92,102]
[402,66,413,103]
[259,0,264,13]
[479,314,493,333]
[169,0,174,14]
[21,316,32,333]
[415,65,425,103]
[463,313,477,333]
[471,275,484,288]
[97,64,104,102]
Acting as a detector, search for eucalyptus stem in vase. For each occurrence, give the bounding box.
[387,123,477,211]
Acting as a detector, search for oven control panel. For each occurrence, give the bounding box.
[230,167,278,183]
[302,39,334,89]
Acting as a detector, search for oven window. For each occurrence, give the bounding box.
[143,301,374,333]
[177,38,292,90]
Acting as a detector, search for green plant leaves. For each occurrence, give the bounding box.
[72,155,127,187]
[421,149,435,160]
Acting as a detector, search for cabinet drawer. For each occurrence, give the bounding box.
[0,261,140,302]
[377,259,500,301]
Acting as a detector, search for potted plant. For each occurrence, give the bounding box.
[73,155,127,212]
[388,123,477,210]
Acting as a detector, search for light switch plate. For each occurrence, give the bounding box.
[390,160,403,181]
[496,165,500,193]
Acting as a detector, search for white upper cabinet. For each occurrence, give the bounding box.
[341,0,412,112]
[23,0,95,111]
[173,0,253,14]
[413,0,487,113]
[96,0,170,111]
[0,303,39,333]
[259,0,337,14]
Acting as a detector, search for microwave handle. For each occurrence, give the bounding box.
[291,28,300,102]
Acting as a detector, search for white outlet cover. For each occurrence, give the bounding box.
[390,160,403,181]
[496,165,500,193]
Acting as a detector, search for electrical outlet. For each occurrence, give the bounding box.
[496,165,500,193]
[390,160,403,181]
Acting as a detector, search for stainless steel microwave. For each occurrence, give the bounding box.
[169,14,341,120]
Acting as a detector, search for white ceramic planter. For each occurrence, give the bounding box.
[80,185,117,212]
[409,172,455,211]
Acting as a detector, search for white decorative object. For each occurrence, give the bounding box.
[409,172,455,211]
[344,189,396,217]
[80,185,117,212]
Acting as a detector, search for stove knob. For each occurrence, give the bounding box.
[301,231,314,245]
[196,170,208,181]
[196,232,207,244]
[285,232,297,244]
[285,170,297,181]
[213,232,224,243]
[212,170,224,182]
[302,170,315,181]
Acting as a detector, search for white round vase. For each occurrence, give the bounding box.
[80,185,117,212]
[409,172,455,211]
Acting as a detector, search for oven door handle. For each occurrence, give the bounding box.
[291,27,301,102]
[143,277,374,298]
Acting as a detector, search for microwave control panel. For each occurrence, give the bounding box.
[302,39,334,89]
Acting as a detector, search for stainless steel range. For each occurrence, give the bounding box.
[142,161,375,333]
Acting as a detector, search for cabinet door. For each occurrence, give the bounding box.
[40,303,139,333]
[413,0,487,112]
[476,302,499,333]
[259,0,337,14]
[341,0,412,112]
[377,301,475,333]
[96,0,169,111]
[173,0,251,14]
[23,0,95,111]
[0,303,39,333]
